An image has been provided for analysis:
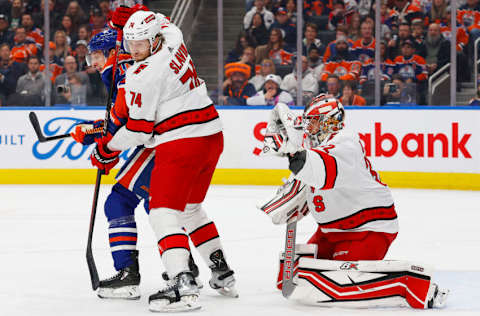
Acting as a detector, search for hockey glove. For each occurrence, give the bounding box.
[90,135,120,175]
[110,4,149,29]
[257,177,308,225]
[71,120,104,145]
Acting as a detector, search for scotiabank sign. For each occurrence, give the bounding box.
[360,122,471,158]
[219,108,479,173]
[0,107,479,174]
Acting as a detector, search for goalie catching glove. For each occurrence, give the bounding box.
[257,177,309,225]
[262,103,303,156]
[90,134,120,175]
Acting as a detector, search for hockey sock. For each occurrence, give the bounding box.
[105,183,140,270]
[182,203,225,268]
[149,207,190,278]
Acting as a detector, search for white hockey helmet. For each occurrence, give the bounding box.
[303,94,345,144]
[123,10,164,54]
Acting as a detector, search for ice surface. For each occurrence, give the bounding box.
[1,185,480,315]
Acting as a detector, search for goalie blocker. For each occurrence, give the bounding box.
[276,248,449,309]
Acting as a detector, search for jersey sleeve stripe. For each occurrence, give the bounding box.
[126,118,155,134]
[311,148,338,190]
[319,204,397,230]
[153,104,219,135]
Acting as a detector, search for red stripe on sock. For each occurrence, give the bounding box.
[189,222,219,247]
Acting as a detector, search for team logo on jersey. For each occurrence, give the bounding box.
[340,262,358,270]
[129,22,135,28]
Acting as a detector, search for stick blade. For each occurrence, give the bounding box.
[86,247,100,290]
[29,111,46,142]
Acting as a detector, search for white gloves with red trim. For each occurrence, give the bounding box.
[262,103,302,156]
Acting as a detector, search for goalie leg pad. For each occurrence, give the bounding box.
[291,258,439,309]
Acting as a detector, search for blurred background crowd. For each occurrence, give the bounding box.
[1,0,479,107]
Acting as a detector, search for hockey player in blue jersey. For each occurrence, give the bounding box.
[71,27,156,299]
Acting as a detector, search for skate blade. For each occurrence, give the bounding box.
[216,286,239,298]
[149,295,201,313]
[97,285,140,300]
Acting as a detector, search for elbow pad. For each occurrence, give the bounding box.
[288,150,306,175]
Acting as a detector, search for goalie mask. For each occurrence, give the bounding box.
[303,95,345,146]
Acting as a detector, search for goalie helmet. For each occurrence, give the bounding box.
[123,11,165,54]
[303,95,345,145]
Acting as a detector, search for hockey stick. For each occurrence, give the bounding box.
[29,111,71,142]
[282,219,297,298]
[86,28,124,291]
[29,111,103,143]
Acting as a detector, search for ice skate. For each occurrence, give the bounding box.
[427,283,449,308]
[161,255,203,289]
[149,271,200,312]
[209,249,239,298]
[97,251,141,300]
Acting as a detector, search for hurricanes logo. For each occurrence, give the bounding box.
[129,22,135,28]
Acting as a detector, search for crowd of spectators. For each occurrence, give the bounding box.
[216,0,480,106]
[0,0,143,106]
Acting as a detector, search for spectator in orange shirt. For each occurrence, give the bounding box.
[393,0,424,24]
[394,39,427,83]
[340,80,367,106]
[255,28,293,65]
[21,13,44,49]
[320,36,362,82]
[323,25,354,63]
[40,42,64,83]
[352,20,375,62]
[10,27,38,64]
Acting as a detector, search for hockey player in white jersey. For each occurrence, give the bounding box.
[89,11,237,312]
[258,95,449,309]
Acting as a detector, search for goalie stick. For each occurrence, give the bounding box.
[282,219,297,298]
[86,26,124,291]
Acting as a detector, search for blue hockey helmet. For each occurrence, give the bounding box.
[87,28,117,56]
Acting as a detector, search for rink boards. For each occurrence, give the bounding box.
[0,106,479,190]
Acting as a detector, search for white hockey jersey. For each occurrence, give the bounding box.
[294,129,398,235]
[109,21,222,151]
